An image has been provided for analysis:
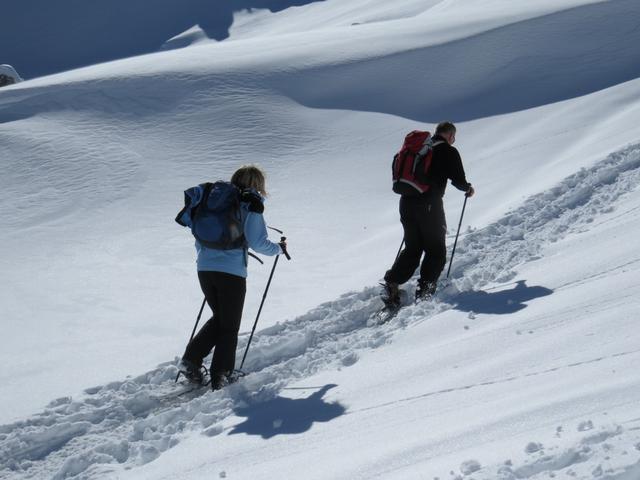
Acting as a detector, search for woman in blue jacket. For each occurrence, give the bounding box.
[181,165,284,390]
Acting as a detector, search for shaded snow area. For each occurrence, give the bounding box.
[2,0,640,479]
[2,144,640,479]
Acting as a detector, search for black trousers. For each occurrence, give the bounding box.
[384,195,447,285]
[183,271,246,375]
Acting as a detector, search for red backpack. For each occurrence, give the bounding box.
[392,130,442,196]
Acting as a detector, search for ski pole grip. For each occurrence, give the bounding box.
[279,236,291,260]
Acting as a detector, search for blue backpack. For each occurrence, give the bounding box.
[175,181,246,250]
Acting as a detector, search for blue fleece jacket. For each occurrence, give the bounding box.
[195,201,281,277]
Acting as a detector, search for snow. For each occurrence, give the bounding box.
[2,0,640,479]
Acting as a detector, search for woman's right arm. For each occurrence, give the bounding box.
[244,211,282,256]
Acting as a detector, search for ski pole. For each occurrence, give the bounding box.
[175,297,207,382]
[446,195,468,279]
[268,225,284,235]
[395,239,404,262]
[239,236,290,372]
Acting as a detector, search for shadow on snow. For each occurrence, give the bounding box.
[229,384,345,439]
[450,280,553,315]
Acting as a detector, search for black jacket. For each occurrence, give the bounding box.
[424,134,471,198]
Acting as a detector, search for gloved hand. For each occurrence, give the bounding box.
[241,190,265,213]
[278,236,291,260]
[465,185,475,198]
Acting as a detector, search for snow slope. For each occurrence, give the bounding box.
[1,0,640,478]
[3,137,640,479]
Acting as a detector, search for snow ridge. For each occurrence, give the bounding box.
[1,143,640,479]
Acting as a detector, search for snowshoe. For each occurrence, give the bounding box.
[212,371,242,391]
[415,280,437,302]
[179,359,208,385]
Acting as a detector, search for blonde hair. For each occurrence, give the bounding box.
[231,165,268,196]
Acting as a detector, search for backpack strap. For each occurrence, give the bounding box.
[196,182,215,217]
[413,137,435,175]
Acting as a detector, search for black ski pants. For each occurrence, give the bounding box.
[384,195,447,285]
[183,271,246,375]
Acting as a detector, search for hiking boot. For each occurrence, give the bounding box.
[415,280,437,302]
[381,281,401,308]
[180,358,205,385]
[211,371,233,391]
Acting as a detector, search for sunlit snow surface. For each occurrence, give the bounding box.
[1,1,640,479]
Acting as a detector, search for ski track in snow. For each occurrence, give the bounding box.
[2,144,640,479]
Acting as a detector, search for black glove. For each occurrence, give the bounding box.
[240,190,264,213]
[278,236,291,260]
[465,185,475,198]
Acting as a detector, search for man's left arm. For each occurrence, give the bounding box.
[448,147,473,195]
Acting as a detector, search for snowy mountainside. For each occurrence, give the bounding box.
[2,0,640,478]
[2,139,640,479]
[1,0,608,79]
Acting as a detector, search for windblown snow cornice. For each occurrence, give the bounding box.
[4,0,638,125]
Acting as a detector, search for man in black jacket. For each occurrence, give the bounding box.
[383,121,475,304]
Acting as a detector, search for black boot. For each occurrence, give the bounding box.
[381,281,401,308]
[180,358,206,385]
[212,371,233,391]
[415,279,437,302]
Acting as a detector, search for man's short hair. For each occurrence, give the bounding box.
[435,121,456,136]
